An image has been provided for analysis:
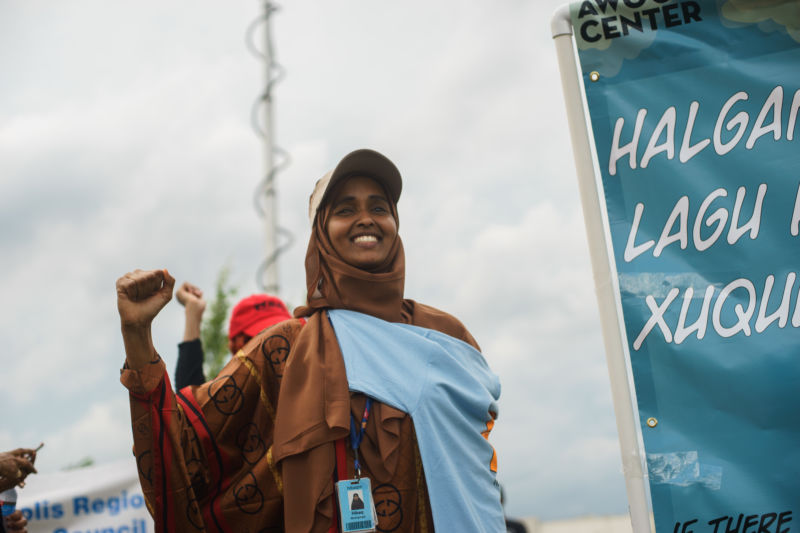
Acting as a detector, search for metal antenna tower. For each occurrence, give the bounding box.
[247,1,292,295]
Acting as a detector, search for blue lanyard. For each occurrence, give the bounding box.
[349,397,373,478]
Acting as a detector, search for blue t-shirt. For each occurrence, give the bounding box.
[328,309,504,533]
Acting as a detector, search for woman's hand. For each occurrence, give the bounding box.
[116,269,175,369]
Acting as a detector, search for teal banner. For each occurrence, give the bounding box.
[570,1,800,531]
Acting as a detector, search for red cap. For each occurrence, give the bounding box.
[228,294,291,340]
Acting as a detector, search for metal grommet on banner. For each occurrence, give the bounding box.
[589,71,600,82]
[646,417,658,428]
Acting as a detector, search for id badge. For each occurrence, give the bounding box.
[336,477,377,533]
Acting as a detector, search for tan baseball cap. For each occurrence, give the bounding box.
[308,148,402,226]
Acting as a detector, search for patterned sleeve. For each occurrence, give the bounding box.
[120,318,305,533]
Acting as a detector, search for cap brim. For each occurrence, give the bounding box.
[327,148,402,205]
[308,149,402,226]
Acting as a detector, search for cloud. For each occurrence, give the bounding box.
[36,398,135,472]
[0,0,629,521]
[720,0,800,43]
[619,272,717,298]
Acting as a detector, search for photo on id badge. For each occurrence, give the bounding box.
[350,490,365,510]
[337,478,376,532]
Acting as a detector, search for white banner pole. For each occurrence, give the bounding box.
[550,5,652,532]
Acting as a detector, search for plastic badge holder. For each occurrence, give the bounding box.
[336,478,377,533]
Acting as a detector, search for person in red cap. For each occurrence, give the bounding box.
[228,294,294,352]
[173,282,291,390]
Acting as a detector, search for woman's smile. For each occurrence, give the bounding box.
[352,233,379,246]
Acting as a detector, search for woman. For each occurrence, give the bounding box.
[117,149,503,533]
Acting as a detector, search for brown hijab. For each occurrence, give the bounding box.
[272,167,478,532]
[294,176,405,323]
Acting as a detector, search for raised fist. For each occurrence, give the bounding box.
[176,281,207,342]
[116,269,175,330]
[176,282,206,316]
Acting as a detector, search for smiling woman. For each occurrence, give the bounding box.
[116,148,504,533]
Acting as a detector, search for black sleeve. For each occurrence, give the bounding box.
[505,519,528,533]
[174,338,207,389]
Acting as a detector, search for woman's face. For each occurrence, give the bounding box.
[325,175,398,270]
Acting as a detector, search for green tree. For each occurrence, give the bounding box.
[63,457,94,470]
[201,267,237,378]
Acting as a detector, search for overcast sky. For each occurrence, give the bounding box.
[0,0,630,520]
